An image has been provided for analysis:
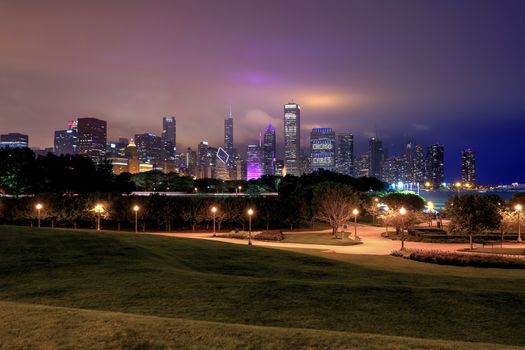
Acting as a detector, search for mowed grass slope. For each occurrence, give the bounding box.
[1,226,525,349]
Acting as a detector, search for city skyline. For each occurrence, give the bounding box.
[1,1,525,183]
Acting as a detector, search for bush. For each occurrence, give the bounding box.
[254,230,284,241]
[391,249,525,269]
[216,230,284,241]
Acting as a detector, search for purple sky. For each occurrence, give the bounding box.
[1,0,525,184]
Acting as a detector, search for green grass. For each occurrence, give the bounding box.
[1,225,525,349]
[283,232,362,245]
[459,248,525,255]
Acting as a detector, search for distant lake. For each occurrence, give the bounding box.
[417,190,522,209]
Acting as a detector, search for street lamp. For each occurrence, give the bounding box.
[455,182,462,193]
[194,187,198,193]
[352,208,359,240]
[516,204,522,243]
[35,203,43,228]
[399,207,407,249]
[133,205,140,233]
[247,208,254,245]
[372,198,379,225]
[427,201,434,227]
[424,181,432,189]
[211,206,217,237]
[94,204,104,231]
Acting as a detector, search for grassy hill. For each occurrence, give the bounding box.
[1,225,524,349]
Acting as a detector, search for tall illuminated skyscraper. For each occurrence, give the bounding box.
[284,102,301,176]
[162,116,176,161]
[246,144,263,180]
[461,149,476,185]
[310,128,336,172]
[368,137,384,180]
[224,108,234,157]
[336,133,354,176]
[426,144,444,189]
[262,122,276,176]
[77,117,107,162]
[134,133,162,165]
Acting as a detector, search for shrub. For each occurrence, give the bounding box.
[391,249,525,269]
[254,230,284,241]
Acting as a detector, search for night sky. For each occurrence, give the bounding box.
[1,0,524,184]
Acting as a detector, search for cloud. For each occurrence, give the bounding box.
[411,123,430,131]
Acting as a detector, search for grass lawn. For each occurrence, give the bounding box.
[459,247,525,255]
[1,225,525,349]
[283,231,362,246]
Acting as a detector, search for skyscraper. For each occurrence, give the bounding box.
[461,149,476,185]
[161,116,176,161]
[246,144,263,180]
[284,102,301,176]
[262,122,276,176]
[54,120,77,155]
[134,133,163,165]
[368,137,384,180]
[355,153,370,177]
[426,144,445,189]
[336,133,354,176]
[126,140,140,174]
[310,128,336,172]
[77,117,107,162]
[0,133,28,148]
[224,109,234,157]
[413,144,426,183]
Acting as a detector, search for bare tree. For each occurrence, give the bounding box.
[313,182,361,238]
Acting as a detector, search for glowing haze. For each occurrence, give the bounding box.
[1,0,524,183]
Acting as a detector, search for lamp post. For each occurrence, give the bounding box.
[133,205,139,233]
[237,185,242,195]
[211,206,217,237]
[427,201,434,227]
[425,181,432,190]
[247,208,254,245]
[516,204,522,243]
[352,208,359,240]
[35,203,43,228]
[399,207,407,249]
[455,182,462,193]
[94,204,104,231]
[372,198,379,225]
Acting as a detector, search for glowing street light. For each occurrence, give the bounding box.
[237,185,242,195]
[194,187,198,193]
[454,182,462,193]
[211,206,218,237]
[399,207,407,249]
[35,203,43,228]
[133,205,140,233]
[427,201,434,227]
[516,204,522,243]
[94,204,104,231]
[424,181,432,189]
[247,208,254,245]
[352,208,359,240]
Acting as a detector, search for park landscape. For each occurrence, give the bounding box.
[1,152,525,350]
[1,155,525,349]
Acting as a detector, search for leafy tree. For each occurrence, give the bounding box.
[382,192,425,211]
[445,194,502,249]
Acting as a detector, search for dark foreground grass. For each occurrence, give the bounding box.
[0,301,519,350]
[283,231,362,245]
[1,225,525,348]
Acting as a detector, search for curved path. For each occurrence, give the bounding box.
[145,225,523,256]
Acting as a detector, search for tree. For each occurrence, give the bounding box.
[382,192,425,211]
[312,182,362,238]
[445,194,501,249]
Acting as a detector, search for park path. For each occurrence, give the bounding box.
[144,225,523,255]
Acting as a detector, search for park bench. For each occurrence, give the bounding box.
[482,240,500,248]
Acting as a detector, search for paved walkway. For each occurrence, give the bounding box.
[145,225,523,256]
